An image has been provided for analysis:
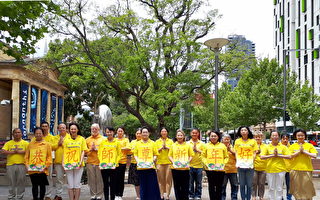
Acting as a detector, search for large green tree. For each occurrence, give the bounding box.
[0,1,56,62]
[45,0,248,134]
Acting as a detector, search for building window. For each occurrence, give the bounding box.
[311,0,314,26]
[296,29,301,58]
[298,1,301,26]
[312,61,314,88]
[301,0,306,12]
[288,2,290,17]
[280,16,284,32]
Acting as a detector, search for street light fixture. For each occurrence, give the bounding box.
[204,38,230,131]
[282,48,318,133]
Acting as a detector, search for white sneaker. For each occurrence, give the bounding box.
[118,197,123,200]
[115,197,119,200]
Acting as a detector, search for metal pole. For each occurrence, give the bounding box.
[283,49,287,134]
[214,49,219,131]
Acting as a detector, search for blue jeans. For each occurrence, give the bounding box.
[284,172,292,200]
[238,168,254,200]
[189,167,203,199]
[222,173,239,200]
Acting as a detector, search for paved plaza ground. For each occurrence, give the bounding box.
[0,177,319,200]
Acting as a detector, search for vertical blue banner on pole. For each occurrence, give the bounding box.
[41,90,48,122]
[19,82,29,139]
[29,87,38,133]
[50,94,56,134]
[58,97,63,124]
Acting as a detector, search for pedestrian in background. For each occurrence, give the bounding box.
[221,134,238,200]
[234,126,258,200]
[1,128,29,200]
[281,134,292,200]
[155,127,173,200]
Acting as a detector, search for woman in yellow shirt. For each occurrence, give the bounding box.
[252,131,267,200]
[202,131,228,200]
[134,127,161,200]
[25,127,52,200]
[261,131,290,200]
[98,126,121,200]
[234,126,258,200]
[221,134,238,200]
[155,127,174,200]
[169,129,193,200]
[128,128,142,200]
[63,122,88,200]
[289,129,317,200]
[114,126,130,200]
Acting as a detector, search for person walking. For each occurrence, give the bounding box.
[86,124,105,200]
[1,128,29,200]
[155,127,173,200]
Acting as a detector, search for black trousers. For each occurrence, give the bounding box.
[206,170,225,200]
[29,173,48,200]
[101,169,117,200]
[115,163,126,197]
[172,169,190,200]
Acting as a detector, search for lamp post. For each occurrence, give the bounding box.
[204,38,230,131]
[282,48,317,133]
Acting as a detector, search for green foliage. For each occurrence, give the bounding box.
[288,81,320,130]
[0,1,57,62]
[76,110,93,138]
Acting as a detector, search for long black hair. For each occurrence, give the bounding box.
[236,126,253,139]
[68,122,82,136]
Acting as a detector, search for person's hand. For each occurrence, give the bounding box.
[58,136,64,146]
[299,145,304,153]
[274,148,278,157]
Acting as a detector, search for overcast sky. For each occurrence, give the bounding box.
[36,0,275,59]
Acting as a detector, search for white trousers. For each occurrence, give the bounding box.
[65,167,84,189]
[267,171,286,200]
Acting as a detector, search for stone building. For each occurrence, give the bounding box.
[0,54,67,139]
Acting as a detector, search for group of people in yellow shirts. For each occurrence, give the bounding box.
[0,122,318,200]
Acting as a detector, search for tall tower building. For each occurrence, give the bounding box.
[226,35,255,89]
[274,0,320,94]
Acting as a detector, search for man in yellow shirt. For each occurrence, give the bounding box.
[187,128,205,200]
[86,123,105,200]
[52,123,70,200]
[261,131,290,200]
[1,128,29,200]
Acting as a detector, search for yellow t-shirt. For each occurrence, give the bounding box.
[155,138,174,165]
[202,142,228,171]
[3,139,29,166]
[169,142,194,170]
[63,136,88,170]
[115,137,130,164]
[98,139,121,169]
[224,145,237,173]
[86,134,105,165]
[25,140,52,175]
[234,138,258,168]
[289,142,317,171]
[261,143,289,173]
[134,139,159,170]
[254,143,267,171]
[52,133,71,164]
[187,140,205,168]
[283,143,291,172]
[129,139,140,164]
